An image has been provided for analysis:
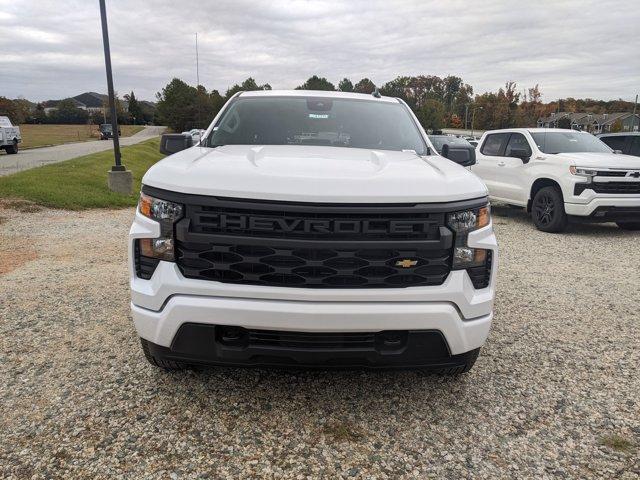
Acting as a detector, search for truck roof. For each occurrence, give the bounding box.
[238,89,399,103]
[482,127,590,135]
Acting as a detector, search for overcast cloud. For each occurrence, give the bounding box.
[1,0,638,103]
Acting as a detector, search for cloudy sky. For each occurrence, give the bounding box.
[1,0,638,103]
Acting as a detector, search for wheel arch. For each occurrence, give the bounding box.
[527,178,563,212]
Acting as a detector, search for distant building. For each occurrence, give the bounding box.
[537,112,639,134]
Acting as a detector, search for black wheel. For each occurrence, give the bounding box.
[6,140,18,154]
[616,221,640,231]
[423,348,480,375]
[531,186,568,232]
[140,338,188,370]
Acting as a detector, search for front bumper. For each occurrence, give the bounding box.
[129,210,497,365]
[565,196,640,217]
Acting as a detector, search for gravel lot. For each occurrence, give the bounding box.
[1,202,638,479]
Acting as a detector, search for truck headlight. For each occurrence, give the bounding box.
[137,192,184,261]
[447,205,490,269]
[569,166,598,178]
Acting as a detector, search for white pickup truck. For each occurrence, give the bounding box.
[472,128,640,232]
[0,116,22,154]
[128,90,498,374]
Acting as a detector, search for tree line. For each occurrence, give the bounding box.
[1,76,634,132]
[0,91,154,126]
[155,75,637,133]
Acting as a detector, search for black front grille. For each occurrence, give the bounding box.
[575,182,640,195]
[176,241,452,288]
[594,170,629,177]
[143,186,487,289]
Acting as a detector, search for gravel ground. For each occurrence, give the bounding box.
[0,203,638,479]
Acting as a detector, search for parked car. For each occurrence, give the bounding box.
[130,90,498,374]
[181,128,206,145]
[472,128,640,232]
[598,132,640,157]
[99,123,120,140]
[0,116,22,154]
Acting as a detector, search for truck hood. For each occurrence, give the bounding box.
[142,145,487,203]
[554,152,640,169]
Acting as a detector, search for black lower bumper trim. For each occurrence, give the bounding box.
[145,323,476,369]
[574,206,640,223]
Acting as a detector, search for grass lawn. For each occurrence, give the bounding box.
[0,138,163,210]
[19,124,145,149]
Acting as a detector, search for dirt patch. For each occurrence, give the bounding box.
[0,236,38,275]
[0,198,44,213]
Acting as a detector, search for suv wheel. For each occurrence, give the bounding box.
[140,338,188,370]
[616,221,640,231]
[532,186,568,232]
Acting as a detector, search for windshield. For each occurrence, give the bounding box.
[207,96,427,154]
[530,131,612,154]
[101,124,112,132]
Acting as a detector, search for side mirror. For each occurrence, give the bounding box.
[160,133,193,155]
[441,143,476,167]
[508,148,531,163]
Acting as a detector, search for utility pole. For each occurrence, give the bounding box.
[99,0,132,194]
[632,94,638,132]
[195,32,202,128]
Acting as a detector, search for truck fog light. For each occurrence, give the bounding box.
[453,247,487,267]
[138,238,176,261]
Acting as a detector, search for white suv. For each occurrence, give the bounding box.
[473,128,640,232]
[129,90,497,373]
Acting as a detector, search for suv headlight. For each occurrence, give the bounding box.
[137,192,184,261]
[447,205,490,269]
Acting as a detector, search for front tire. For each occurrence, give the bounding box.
[6,140,18,154]
[140,338,188,370]
[616,221,640,231]
[531,186,568,232]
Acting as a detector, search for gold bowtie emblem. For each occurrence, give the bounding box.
[395,259,418,268]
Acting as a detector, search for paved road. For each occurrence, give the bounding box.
[0,126,166,176]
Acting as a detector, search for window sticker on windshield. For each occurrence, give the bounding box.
[309,113,329,119]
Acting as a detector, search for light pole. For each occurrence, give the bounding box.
[464,104,469,131]
[99,0,132,194]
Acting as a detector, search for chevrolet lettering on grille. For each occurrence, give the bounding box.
[210,214,435,235]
